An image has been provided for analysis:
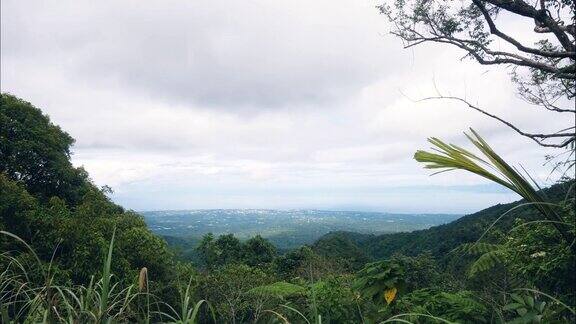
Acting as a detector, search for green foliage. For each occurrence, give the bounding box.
[196,233,277,270]
[1,94,92,205]
[313,275,362,324]
[500,290,576,324]
[196,233,219,269]
[274,246,317,278]
[468,249,505,278]
[99,228,115,323]
[389,253,444,291]
[248,281,306,299]
[312,232,371,271]
[196,264,273,323]
[414,129,573,246]
[0,173,176,287]
[344,182,570,261]
[455,193,575,297]
[0,94,179,306]
[2,93,575,323]
[274,246,335,280]
[160,235,201,263]
[160,276,215,324]
[242,235,277,267]
[457,242,507,277]
[210,234,243,266]
[503,217,575,298]
[0,231,207,323]
[391,288,489,323]
[503,293,549,324]
[354,260,405,306]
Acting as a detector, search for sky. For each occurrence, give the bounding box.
[1,0,570,214]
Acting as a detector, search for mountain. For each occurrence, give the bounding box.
[311,231,373,270]
[314,181,573,261]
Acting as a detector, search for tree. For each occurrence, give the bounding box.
[353,260,406,306]
[379,0,575,151]
[274,246,337,280]
[0,94,179,302]
[0,94,92,205]
[389,288,489,323]
[242,235,277,267]
[313,275,364,324]
[312,232,372,271]
[196,233,219,269]
[196,233,244,269]
[197,264,272,323]
[389,253,444,291]
[214,234,243,265]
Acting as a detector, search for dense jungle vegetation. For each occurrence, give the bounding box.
[1,0,575,322]
[1,94,574,323]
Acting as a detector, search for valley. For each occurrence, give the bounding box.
[141,209,460,250]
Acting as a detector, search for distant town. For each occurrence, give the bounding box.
[142,209,460,249]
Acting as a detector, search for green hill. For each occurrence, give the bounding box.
[316,181,573,261]
[0,93,179,296]
[311,231,372,270]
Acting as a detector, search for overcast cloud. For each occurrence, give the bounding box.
[1,0,569,213]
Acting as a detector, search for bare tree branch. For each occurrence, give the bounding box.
[398,32,575,78]
[483,0,575,52]
[380,0,575,157]
[417,96,576,148]
[471,0,575,59]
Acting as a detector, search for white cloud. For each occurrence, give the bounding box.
[1,0,568,213]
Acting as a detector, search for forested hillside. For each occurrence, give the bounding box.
[143,209,459,251]
[316,182,573,261]
[0,94,188,310]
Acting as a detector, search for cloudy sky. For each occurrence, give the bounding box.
[1,0,569,213]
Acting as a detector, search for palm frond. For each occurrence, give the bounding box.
[414,128,574,245]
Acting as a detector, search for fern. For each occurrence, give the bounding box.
[468,250,507,277]
[456,243,509,277]
[457,242,503,255]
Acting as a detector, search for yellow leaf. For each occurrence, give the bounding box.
[384,287,397,305]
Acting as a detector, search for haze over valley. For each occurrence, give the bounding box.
[142,209,459,249]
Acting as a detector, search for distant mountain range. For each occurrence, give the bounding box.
[141,209,460,250]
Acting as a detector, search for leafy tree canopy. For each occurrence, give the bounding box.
[1,94,93,205]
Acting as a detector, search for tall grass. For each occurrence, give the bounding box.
[263,265,324,324]
[100,228,115,323]
[157,275,215,324]
[0,230,209,323]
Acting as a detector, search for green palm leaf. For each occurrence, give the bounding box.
[414,128,574,246]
